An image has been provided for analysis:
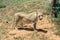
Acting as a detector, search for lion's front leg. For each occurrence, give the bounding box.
[14,14,20,30]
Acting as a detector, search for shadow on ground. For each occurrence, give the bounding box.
[18,28,47,33]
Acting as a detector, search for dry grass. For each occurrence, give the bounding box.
[0,0,60,40]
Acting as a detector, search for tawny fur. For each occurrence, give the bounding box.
[14,12,43,30]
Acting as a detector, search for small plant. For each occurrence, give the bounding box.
[54,25,60,36]
[14,36,23,40]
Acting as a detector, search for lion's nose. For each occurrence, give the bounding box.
[39,16,43,20]
[40,18,43,20]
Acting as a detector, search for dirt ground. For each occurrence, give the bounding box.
[0,14,60,40]
[6,15,60,40]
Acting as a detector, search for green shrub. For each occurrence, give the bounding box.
[0,0,6,8]
[0,4,6,8]
[52,13,60,23]
[53,13,60,36]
